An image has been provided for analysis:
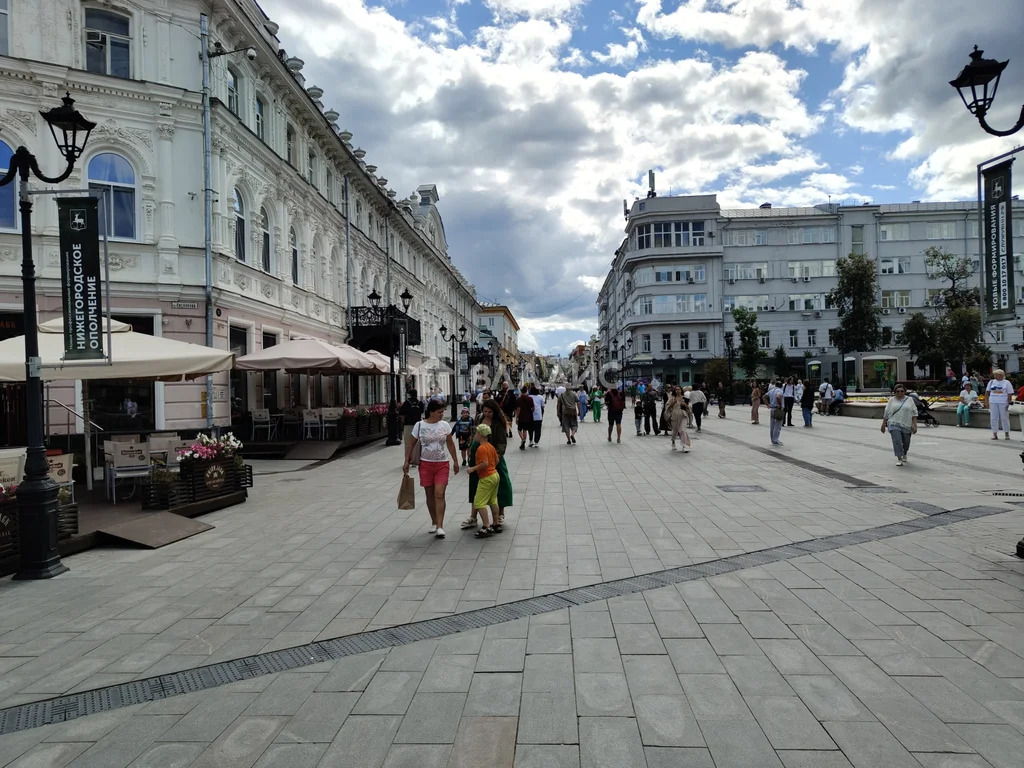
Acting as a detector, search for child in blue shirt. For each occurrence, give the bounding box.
[452,407,475,466]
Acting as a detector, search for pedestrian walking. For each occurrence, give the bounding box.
[658,387,671,434]
[818,379,834,415]
[577,387,589,422]
[590,386,603,422]
[403,399,459,538]
[881,384,917,466]
[452,407,475,464]
[716,381,727,418]
[399,389,425,451]
[667,386,691,453]
[783,376,796,427]
[633,396,644,436]
[461,399,512,529]
[642,389,660,435]
[986,369,1014,440]
[957,382,977,427]
[516,388,534,449]
[688,385,706,432]
[558,387,580,444]
[466,424,501,538]
[800,378,815,427]
[683,386,694,427]
[529,386,545,447]
[499,382,517,437]
[767,380,785,446]
[604,386,625,443]
[749,380,761,424]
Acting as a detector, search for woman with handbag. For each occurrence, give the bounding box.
[881,384,917,466]
[403,400,460,538]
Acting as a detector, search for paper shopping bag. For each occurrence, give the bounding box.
[398,474,416,510]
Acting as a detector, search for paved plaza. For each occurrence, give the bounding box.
[1,409,1023,767]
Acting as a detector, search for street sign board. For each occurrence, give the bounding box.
[56,197,103,360]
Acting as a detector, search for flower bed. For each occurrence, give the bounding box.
[138,433,255,511]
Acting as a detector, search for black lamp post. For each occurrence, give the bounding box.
[614,336,632,393]
[488,338,499,382]
[725,332,736,401]
[438,323,466,420]
[370,287,412,447]
[0,93,95,580]
[950,46,1024,137]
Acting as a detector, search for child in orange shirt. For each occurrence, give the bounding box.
[467,424,500,537]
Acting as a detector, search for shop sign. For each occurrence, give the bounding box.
[56,197,103,360]
[982,160,1015,322]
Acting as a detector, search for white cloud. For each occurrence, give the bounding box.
[577,275,606,291]
[592,27,647,67]
[872,184,896,191]
[847,164,863,176]
[484,0,587,19]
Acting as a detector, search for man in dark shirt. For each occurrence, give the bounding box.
[604,387,626,443]
[399,390,425,449]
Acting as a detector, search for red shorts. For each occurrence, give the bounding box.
[418,460,450,488]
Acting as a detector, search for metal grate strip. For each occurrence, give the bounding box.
[0,502,1009,736]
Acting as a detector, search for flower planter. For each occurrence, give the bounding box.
[57,503,78,539]
[0,503,16,561]
[180,459,252,502]
[341,417,357,441]
[357,415,371,435]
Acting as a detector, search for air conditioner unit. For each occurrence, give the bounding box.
[769,307,776,312]
[803,276,811,283]
[687,277,695,284]
[1018,299,1024,305]
[814,311,822,319]
[758,277,766,284]
[791,277,799,283]
[897,307,907,314]
[882,308,891,315]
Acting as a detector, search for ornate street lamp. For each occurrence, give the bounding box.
[0,93,95,579]
[400,287,412,312]
[367,289,382,309]
[438,323,467,419]
[950,46,1024,137]
[368,288,411,446]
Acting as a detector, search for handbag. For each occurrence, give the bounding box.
[771,406,785,422]
[408,439,421,466]
[397,474,416,510]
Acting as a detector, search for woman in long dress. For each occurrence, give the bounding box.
[667,386,691,453]
[461,399,513,531]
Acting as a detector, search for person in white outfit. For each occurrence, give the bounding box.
[985,369,1014,440]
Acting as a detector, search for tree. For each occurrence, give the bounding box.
[827,252,882,384]
[901,312,943,377]
[924,246,979,310]
[732,307,765,377]
[772,345,790,377]
[899,307,990,380]
[703,357,730,389]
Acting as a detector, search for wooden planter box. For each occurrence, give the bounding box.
[356,415,371,435]
[0,501,76,563]
[144,460,254,510]
[341,417,357,441]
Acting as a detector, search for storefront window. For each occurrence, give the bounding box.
[229,326,249,423]
[89,315,155,432]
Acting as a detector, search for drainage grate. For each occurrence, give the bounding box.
[0,503,1009,736]
[717,485,767,493]
[849,486,906,494]
[985,490,1024,497]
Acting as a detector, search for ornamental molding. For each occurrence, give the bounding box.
[260,282,273,299]
[93,119,153,150]
[4,110,37,136]
[156,123,175,140]
[234,272,251,291]
[0,248,17,263]
[108,253,138,271]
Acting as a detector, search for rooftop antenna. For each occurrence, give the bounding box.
[647,169,657,198]
[623,199,629,220]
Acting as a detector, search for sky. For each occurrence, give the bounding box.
[259,0,1024,355]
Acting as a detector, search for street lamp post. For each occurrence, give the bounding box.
[488,338,499,384]
[613,336,632,393]
[950,46,1024,137]
[725,332,736,402]
[0,93,95,579]
[369,287,412,446]
[438,323,466,420]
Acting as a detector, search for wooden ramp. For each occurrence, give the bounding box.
[285,441,342,461]
[97,512,213,549]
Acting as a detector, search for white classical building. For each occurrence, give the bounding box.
[599,193,1024,389]
[0,0,480,442]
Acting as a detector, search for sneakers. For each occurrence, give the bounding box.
[607,435,612,442]
[461,517,478,530]
[571,435,576,444]
[566,439,572,445]
[902,454,908,462]
[435,528,446,539]
[683,445,690,453]
[671,441,676,450]
[520,440,526,451]
[428,525,437,534]
[617,437,621,443]
[771,441,784,446]
[896,458,904,466]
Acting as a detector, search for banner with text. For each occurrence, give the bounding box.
[57,197,104,359]
[982,160,1015,322]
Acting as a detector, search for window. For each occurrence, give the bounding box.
[289,227,299,284]
[87,153,136,239]
[994,328,1006,343]
[307,151,317,185]
[255,97,266,140]
[641,334,651,353]
[797,226,837,244]
[880,223,910,241]
[679,332,689,351]
[85,9,131,78]
[0,140,14,229]
[851,225,864,255]
[0,0,8,56]
[828,328,838,346]
[787,294,824,311]
[635,224,652,250]
[789,330,799,348]
[326,170,334,203]
[676,221,705,247]
[232,189,245,262]
[896,290,911,308]
[725,263,768,281]
[881,290,911,308]
[880,258,911,275]
[227,67,240,115]
[260,207,271,272]
[969,219,980,239]
[881,327,892,345]
[661,333,671,352]
[488,318,495,327]
[926,221,956,239]
[807,330,817,347]
[759,331,770,350]
[653,222,673,248]
[698,332,708,351]
[723,229,766,247]
[286,125,296,165]
[926,288,943,306]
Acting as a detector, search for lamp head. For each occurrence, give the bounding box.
[458,325,466,339]
[367,289,381,308]
[41,93,96,163]
[950,46,1008,117]
[400,287,413,310]
[439,324,448,337]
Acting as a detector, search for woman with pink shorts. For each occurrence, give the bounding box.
[403,400,460,538]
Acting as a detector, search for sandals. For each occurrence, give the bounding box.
[491,523,503,534]
[461,517,478,529]
[475,527,492,538]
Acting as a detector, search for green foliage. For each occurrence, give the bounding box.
[731,307,765,377]
[898,307,990,377]
[827,252,882,354]
[772,345,790,376]
[924,246,979,310]
[703,356,730,388]
[901,312,943,376]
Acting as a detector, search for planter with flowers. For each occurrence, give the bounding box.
[341,407,358,441]
[175,433,253,503]
[356,405,371,435]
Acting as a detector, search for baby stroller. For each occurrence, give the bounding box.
[908,392,940,427]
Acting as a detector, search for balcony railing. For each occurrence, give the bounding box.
[349,305,422,351]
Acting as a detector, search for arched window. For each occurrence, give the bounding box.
[87,152,135,239]
[289,227,299,285]
[227,67,240,115]
[233,189,245,262]
[0,140,15,229]
[84,9,131,78]
[260,207,271,272]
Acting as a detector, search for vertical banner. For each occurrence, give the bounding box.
[982,160,1015,322]
[56,197,104,359]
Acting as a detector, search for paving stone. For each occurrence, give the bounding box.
[948,724,1024,768]
[650,610,703,638]
[380,640,438,671]
[5,742,91,768]
[245,673,324,716]
[864,697,973,753]
[722,655,795,697]
[252,743,327,768]
[465,673,523,716]
[518,691,578,744]
[571,638,622,674]
[578,717,646,768]
[380,744,451,768]
[569,610,615,638]
[513,745,580,768]
[575,673,633,716]
[316,653,386,692]
[822,721,921,768]
[700,718,784,768]
[614,623,667,655]
[62,715,179,768]
[703,624,765,656]
[419,654,478,693]
[161,691,258,742]
[679,673,752,722]
[393,692,466,743]
[912,754,999,768]
[895,676,1002,724]
[608,596,654,624]
[477,638,527,672]
[663,639,725,674]
[746,696,837,750]
[437,629,485,655]
[777,752,854,768]
[643,747,715,768]
[786,676,876,722]
[634,694,704,747]
[317,715,402,768]
[446,716,518,768]
[623,655,684,695]
[523,654,575,693]
[188,716,287,768]
[276,692,359,743]
[352,671,423,715]
[526,624,572,654]
[758,639,830,676]
[737,611,796,639]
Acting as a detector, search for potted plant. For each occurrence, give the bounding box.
[176,433,246,500]
[368,403,388,433]
[56,486,78,539]
[356,405,371,435]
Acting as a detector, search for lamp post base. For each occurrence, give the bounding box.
[1016,537,1024,559]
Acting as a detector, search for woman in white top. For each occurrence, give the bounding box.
[880,384,917,466]
[985,369,1014,440]
[403,400,460,538]
[956,382,978,428]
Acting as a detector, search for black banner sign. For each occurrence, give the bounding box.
[982,160,1015,322]
[57,197,104,359]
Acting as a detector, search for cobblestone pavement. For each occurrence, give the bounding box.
[1,409,1023,766]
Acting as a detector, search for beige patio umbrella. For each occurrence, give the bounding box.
[234,337,385,375]
[363,349,419,375]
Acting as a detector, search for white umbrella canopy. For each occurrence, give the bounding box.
[364,349,419,374]
[234,337,386,374]
[0,317,235,382]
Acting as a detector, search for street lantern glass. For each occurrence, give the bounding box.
[949,46,1008,117]
[458,325,466,339]
[439,324,448,336]
[40,93,96,162]
[400,288,413,311]
[367,289,381,308]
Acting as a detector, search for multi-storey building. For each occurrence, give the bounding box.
[477,304,519,366]
[598,194,1024,389]
[0,0,480,442]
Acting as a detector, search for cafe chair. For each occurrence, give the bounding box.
[107,443,151,504]
[302,409,322,440]
[251,408,276,441]
[46,453,76,504]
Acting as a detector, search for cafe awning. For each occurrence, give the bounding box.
[234,337,386,375]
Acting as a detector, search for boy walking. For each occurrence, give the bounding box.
[467,424,501,538]
[452,407,474,465]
